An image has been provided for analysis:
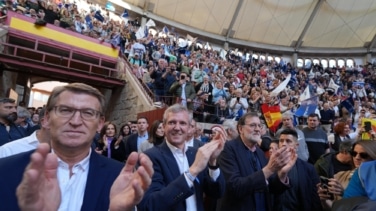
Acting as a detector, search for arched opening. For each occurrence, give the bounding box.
[29,81,68,107]
[297,58,304,68]
[321,59,328,68]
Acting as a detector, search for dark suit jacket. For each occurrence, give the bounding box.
[192,138,205,148]
[217,137,288,211]
[124,133,138,160]
[272,159,322,211]
[0,149,123,211]
[137,142,225,211]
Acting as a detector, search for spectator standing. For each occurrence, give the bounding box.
[169,72,197,110]
[0,83,153,211]
[320,102,335,133]
[96,122,126,162]
[303,113,330,164]
[124,117,149,160]
[217,112,296,211]
[275,112,309,162]
[314,141,354,179]
[137,104,226,211]
[138,120,164,153]
[0,98,26,146]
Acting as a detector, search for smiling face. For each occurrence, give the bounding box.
[45,91,104,153]
[163,110,190,149]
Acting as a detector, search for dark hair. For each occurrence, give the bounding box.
[99,122,117,144]
[119,124,131,136]
[137,116,149,123]
[339,140,353,153]
[148,120,164,144]
[279,128,298,141]
[308,113,319,119]
[0,98,15,104]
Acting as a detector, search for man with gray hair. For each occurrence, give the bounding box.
[275,111,309,162]
[15,106,32,131]
[222,119,239,141]
[0,98,26,146]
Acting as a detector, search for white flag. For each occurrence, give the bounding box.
[187,34,197,43]
[329,78,339,93]
[135,26,145,40]
[299,86,311,102]
[145,19,156,28]
[270,74,291,97]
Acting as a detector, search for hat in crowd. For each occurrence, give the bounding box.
[134,52,139,56]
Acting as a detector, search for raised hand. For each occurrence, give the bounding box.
[263,146,291,179]
[109,152,154,211]
[16,143,60,211]
[278,148,297,181]
[209,126,227,164]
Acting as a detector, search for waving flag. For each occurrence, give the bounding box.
[295,96,318,117]
[261,104,282,133]
[162,26,169,34]
[329,78,340,94]
[299,86,311,102]
[270,74,291,97]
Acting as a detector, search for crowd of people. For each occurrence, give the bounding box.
[1,0,376,210]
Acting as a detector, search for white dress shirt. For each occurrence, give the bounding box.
[56,149,91,211]
[0,131,39,158]
[166,141,220,211]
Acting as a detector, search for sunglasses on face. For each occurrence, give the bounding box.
[350,151,370,159]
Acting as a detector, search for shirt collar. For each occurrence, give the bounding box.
[166,140,188,155]
[54,148,91,172]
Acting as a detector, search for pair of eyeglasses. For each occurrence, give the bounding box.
[53,106,102,120]
[243,123,264,129]
[350,151,370,159]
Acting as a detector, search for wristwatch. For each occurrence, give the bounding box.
[184,170,196,182]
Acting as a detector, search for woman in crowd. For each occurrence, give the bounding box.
[328,121,357,151]
[117,123,132,146]
[318,140,376,210]
[138,120,164,153]
[96,122,126,162]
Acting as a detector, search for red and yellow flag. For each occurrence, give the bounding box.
[261,104,282,133]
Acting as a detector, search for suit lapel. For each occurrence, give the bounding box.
[81,152,107,210]
[160,142,182,179]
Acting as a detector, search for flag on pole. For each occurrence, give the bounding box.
[329,78,340,94]
[145,19,156,28]
[270,74,291,97]
[162,26,169,34]
[261,104,282,133]
[187,34,197,43]
[295,96,318,117]
[135,26,146,40]
[299,86,311,102]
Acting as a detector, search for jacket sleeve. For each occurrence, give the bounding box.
[218,143,269,198]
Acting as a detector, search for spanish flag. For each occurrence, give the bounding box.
[261,104,282,133]
[360,118,376,140]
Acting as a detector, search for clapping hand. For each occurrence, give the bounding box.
[109,152,154,211]
[16,143,61,211]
